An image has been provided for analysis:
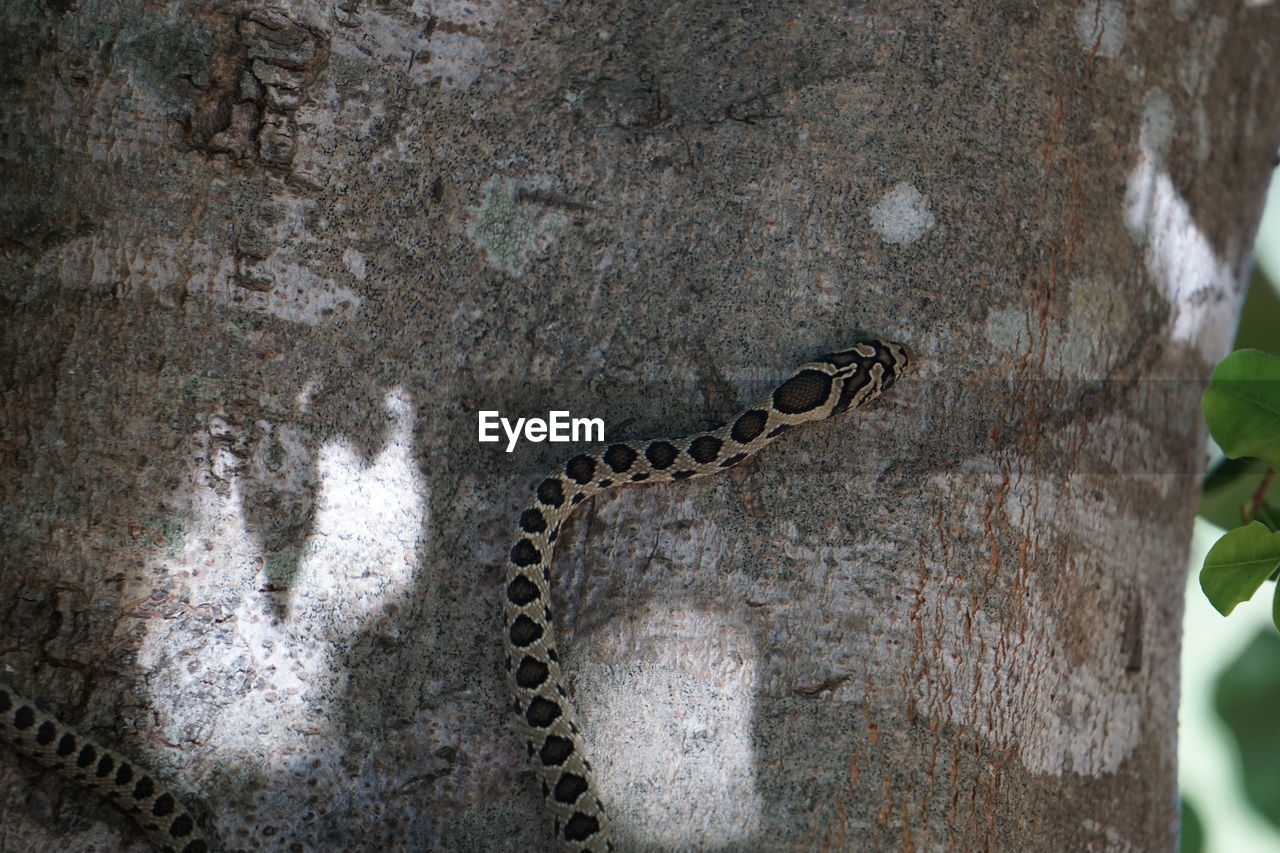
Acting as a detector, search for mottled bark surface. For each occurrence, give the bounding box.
[1,1,1277,851]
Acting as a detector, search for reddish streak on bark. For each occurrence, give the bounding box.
[878,771,894,830]
[1245,468,1276,523]
[824,797,850,851]
[899,798,916,852]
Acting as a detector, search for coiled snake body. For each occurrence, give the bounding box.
[0,338,911,853]
[504,338,912,851]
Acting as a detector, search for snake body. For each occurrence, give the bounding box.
[0,682,208,852]
[0,339,910,853]
[503,338,912,851]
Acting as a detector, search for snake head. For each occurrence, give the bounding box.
[778,338,911,417]
[815,339,913,417]
[766,339,913,424]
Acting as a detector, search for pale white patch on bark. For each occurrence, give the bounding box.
[985,275,1131,379]
[227,257,362,323]
[1124,88,1243,363]
[134,391,428,838]
[334,1,504,94]
[585,603,764,847]
[466,176,570,276]
[342,247,367,281]
[869,182,935,245]
[898,567,1143,777]
[291,391,426,593]
[1080,819,1141,853]
[1075,0,1128,58]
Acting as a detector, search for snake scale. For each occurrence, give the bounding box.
[504,338,912,851]
[0,338,910,853]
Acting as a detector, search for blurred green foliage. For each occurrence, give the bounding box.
[1234,268,1280,356]
[1197,268,1280,634]
[1180,797,1204,853]
[1214,630,1280,832]
[1199,270,1280,530]
[1188,248,1280,849]
[1202,349,1280,473]
[1200,457,1270,531]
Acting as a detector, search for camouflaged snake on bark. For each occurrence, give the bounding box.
[0,338,912,853]
[502,339,913,851]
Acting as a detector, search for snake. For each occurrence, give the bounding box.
[0,338,911,853]
[0,681,208,852]
[503,338,913,851]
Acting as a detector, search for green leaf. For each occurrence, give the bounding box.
[1199,457,1271,530]
[1202,454,1256,494]
[1202,349,1280,473]
[1259,501,1280,534]
[1200,522,1280,617]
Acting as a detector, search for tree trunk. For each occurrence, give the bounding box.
[2,1,1277,851]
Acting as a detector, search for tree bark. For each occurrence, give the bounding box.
[2,1,1278,851]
